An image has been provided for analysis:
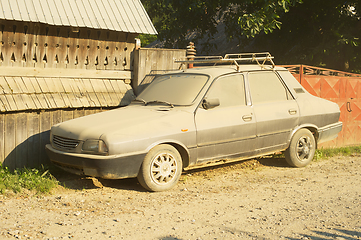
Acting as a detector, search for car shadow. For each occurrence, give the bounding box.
[50,166,147,192]
[183,154,291,175]
[50,155,292,192]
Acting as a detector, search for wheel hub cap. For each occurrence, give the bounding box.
[151,153,177,185]
[297,136,312,161]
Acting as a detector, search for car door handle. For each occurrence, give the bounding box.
[288,109,297,115]
[242,115,253,122]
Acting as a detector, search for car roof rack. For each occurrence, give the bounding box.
[175,52,275,71]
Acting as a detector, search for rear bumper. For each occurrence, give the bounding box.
[46,144,145,179]
[317,122,343,144]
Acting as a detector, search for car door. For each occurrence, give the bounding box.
[247,71,299,153]
[195,74,257,162]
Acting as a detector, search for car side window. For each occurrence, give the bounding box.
[248,71,292,104]
[206,74,246,108]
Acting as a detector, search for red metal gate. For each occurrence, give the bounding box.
[283,65,361,147]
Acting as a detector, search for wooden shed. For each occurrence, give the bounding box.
[0,0,157,169]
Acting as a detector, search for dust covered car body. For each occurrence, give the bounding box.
[46,53,342,191]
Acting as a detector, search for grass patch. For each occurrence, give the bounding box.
[0,164,58,195]
[315,145,361,160]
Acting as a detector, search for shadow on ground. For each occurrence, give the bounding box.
[49,154,291,191]
[287,228,361,240]
[49,166,145,192]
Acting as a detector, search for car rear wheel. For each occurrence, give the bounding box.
[137,144,182,192]
[285,129,315,168]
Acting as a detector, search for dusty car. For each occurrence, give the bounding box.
[46,53,342,191]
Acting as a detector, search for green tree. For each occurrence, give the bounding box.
[251,0,361,72]
[142,0,301,48]
[142,0,361,72]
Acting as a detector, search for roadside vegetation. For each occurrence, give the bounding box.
[0,145,360,196]
[0,164,58,195]
[315,145,361,160]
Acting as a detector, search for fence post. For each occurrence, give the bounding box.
[299,64,304,84]
[186,42,196,68]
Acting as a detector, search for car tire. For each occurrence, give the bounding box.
[285,129,316,168]
[137,144,183,192]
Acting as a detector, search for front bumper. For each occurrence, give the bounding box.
[317,121,343,144]
[45,144,146,179]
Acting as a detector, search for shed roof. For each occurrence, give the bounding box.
[0,0,157,35]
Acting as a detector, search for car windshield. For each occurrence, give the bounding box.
[136,74,209,106]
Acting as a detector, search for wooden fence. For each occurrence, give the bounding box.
[0,48,186,169]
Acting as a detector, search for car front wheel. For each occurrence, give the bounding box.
[137,144,182,192]
[285,129,316,168]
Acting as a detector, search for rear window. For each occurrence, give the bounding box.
[248,72,291,104]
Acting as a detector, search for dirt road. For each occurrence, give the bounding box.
[0,155,360,240]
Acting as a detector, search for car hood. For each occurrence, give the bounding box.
[51,105,193,141]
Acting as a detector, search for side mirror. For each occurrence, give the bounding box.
[202,98,220,110]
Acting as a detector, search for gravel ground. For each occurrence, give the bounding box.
[0,155,360,240]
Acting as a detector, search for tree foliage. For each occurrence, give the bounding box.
[142,0,361,72]
[142,0,301,47]
[251,0,361,72]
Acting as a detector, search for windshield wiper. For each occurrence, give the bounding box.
[145,100,174,108]
[133,98,147,105]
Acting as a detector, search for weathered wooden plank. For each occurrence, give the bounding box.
[0,77,12,93]
[27,112,40,167]
[39,111,51,164]
[35,77,54,108]
[23,77,43,109]
[13,77,36,109]
[13,22,24,67]
[105,31,117,70]
[96,79,113,106]
[26,22,37,68]
[67,78,85,108]
[2,24,14,67]
[22,23,30,67]
[0,66,132,79]
[89,79,107,106]
[85,109,96,116]
[4,95,18,111]
[15,112,28,168]
[47,78,66,108]
[78,29,88,70]
[36,24,47,69]
[67,30,79,68]
[56,27,68,69]
[103,79,118,105]
[109,80,122,102]
[73,108,85,119]
[4,76,21,93]
[0,21,3,68]
[52,110,62,126]
[86,30,98,70]
[0,114,4,163]
[81,78,100,107]
[0,95,10,111]
[115,33,127,71]
[62,110,74,122]
[46,27,57,69]
[46,78,64,107]
[96,31,107,71]
[73,78,90,106]
[21,77,36,93]
[4,114,16,170]
[59,78,75,108]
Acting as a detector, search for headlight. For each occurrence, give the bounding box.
[82,139,109,155]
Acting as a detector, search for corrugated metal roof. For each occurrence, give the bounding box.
[0,0,157,34]
[0,76,135,112]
